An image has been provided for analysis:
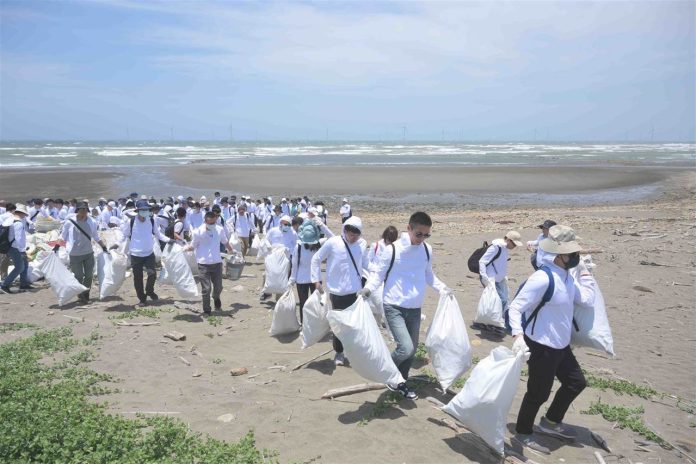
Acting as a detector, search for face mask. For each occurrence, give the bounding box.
[281,224,290,233]
[206,224,215,231]
[138,211,151,218]
[565,253,580,269]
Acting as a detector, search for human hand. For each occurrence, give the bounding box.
[288,278,296,287]
[440,287,454,297]
[512,335,530,360]
[53,245,60,253]
[357,288,371,298]
[314,282,324,293]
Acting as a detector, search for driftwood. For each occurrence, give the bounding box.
[594,451,607,464]
[178,356,190,366]
[116,320,160,326]
[163,331,186,341]
[62,314,84,322]
[321,383,386,399]
[291,349,333,372]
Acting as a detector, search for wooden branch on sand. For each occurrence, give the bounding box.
[321,383,386,399]
[291,349,333,372]
[116,321,160,327]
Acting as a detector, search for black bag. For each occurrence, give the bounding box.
[0,221,18,254]
[164,219,181,240]
[467,241,502,274]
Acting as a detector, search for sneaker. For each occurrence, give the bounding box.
[259,293,270,302]
[147,292,159,301]
[472,322,485,330]
[19,284,36,290]
[387,382,418,400]
[513,433,551,454]
[334,352,346,366]
[537,416,578,440]
[136,299,147,308]
[0,285,12,294]
[214,298,222,310]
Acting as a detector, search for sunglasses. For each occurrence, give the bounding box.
[414,232,431,238]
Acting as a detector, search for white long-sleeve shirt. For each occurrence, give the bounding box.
[191,223,228,265]
[479,238,509,283]
[264,214,281,232]
[2,215,26,252]
[290,241,318,284]
[365,232,446,309]
[266,227,298,256]
[61,215,100,256]
[187,209,204,231]
[121,216,170,257]
[227,212,256,238]
[311,235,368,296]
[508,261,595,349]
[527,232,551,269]
[339,204,351,218]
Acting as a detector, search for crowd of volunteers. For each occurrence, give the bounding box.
[0,191,607,457]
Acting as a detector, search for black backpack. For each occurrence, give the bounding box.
[164,219,181,240]
[467,241,502,273]
[0,220,18,254]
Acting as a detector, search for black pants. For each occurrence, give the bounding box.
[515,335,587,434]
[296,283,313,323]
[329,293,357,353]
[131,253,157,302]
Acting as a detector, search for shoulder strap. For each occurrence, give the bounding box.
[297,242,302,264]
[30,210,40,221]
[341,237,362,279]
[488,245,503,272]
[423,242,430,261]
[384,244,397,283]
[68,219,93,242]
[130,216,156,237]
[524,266,555,336]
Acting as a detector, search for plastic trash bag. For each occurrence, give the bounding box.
[27,250,52,283]
[475,283,505,327]
[97,250,128,300]
[443,346,526,456]
[327,296,404,386]
[270,289,300,336]
[160,243,199,300]
[256,237,272,261]
[38,252,88,306]
[425,294,473,391]
[250,234,262,255]
[262,247,290,294]
[300,290,330,349]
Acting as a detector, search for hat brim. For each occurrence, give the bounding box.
[539,238,583,254]
[511,240,523,247]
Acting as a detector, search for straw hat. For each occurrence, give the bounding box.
[539,225,583,254]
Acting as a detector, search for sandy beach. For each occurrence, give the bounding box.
[1,169,694,463]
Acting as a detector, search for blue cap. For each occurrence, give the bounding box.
[135,200,151,211]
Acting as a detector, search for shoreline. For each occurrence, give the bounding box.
[1,164,693,209]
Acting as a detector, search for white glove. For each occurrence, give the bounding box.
[483,276,495,287]
[512,336,530,361]
[288,278,296,287]
[357,288,371,298]
[440,287,454,297]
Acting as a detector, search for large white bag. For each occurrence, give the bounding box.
[38,252,88,306]
[256,237,272,261]
[443,346,526,456]
[152,236,162,263]
[161,243,200,299]
[227,230,243,253]
[300,290,331,349]
[327,296,405,386]
[270,290,300,336]
[262,247,290,294]
[425,294,473,391]
[97,251,128,299]
[184,250,199,277]
[367,284,386,324]
[570,258,614,356]
[475,283,505,328]
[250,234,262,255]
[28,250,52,283]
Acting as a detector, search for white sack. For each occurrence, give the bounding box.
[28,250,52,283]
[570,257,615,356]
[57,247,70,267]
[38,252,88,306]
[475,283,505,328]
[227,230,242,253]
[425,294,473,391]
[97,251,128,299]
[256,237,272,261]
[250,234,262,255]
[161,243,199,300]
[184,250,199,277]
[367,284,386,324]
[270,290,300,336]
[152,236,162,263]
[300,290,330,349]
[443,346,526,456]
[327,296,405,386]
[262,247,290,294]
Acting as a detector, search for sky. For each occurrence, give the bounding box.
[0,0,694,142]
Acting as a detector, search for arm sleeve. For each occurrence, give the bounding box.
[478,245,497,279]
[425,246,447,292]
[60,221,70,242]
[508,271,547,336]
[319,222,334,238]
[191,230,200,249]
[90,220,100,241]
[290,245,299,281]
[310,240,331,283]
[364,246,392,293]
[154,223,170,243]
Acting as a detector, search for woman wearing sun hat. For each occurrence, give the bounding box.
[508,225,596,454]
[288,219,325,322]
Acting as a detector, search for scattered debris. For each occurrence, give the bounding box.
[291,349,334,372]
[62,314,84,322]
[178,356,191,366]
[230,285,245,292]
[321,383,386,399]
[192,372,202,378]
[639,260,675,268]
[217,413,236,423]
[591,431,612,453]
[116,321,160,327]
[230,367,249,376]
[164,331,186,341]
[632,286,654,293]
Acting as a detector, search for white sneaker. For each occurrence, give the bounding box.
[537,416,578,440]
[334,352,345,366]
[513,434,551,454]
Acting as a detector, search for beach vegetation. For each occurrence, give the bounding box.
[582,399,668,448]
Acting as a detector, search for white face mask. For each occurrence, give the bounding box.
[138,211,151,218]
[206,224,215,231]
[281,224,290,233]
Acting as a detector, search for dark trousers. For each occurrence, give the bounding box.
[198,262,223,313]
[296,283,313,323]
[329,292,357,353]
[131,253,157,302]
[515,335,587,434]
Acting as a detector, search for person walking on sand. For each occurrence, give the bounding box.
[361,212,452,399]
[121,200,171,307]
[339,198,352,224]
[310,216,368,367]
[59,201,109,304]
[527,219,556,270]
[228,203,256,257]
[288,219,324,323]
[475,230,523,335]
[1,204,31,294]
[509,225,595,455]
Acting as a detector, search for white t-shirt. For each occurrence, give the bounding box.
[191,223,228,265]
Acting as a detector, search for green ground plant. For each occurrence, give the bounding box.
[582,399,668,448]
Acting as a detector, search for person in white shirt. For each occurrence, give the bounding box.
[476,230,523,335]
[60,202,108,304]
[187,202,204,232]
[527,219,557,270]
[99,201,118,231]
[187,211,233,315]
[1,204,31,293]
[366,225,399,269]
[121,200,171,306]
[264,205,283,233]
[213,191,222,206]
[310,216,368,366]
[0,203,16,281]
[508,225,595,455]
[362,212,452,399]
[280,198,290,216]
[227,203,256,257]
[260,215,300,301]
[339,198,351,223]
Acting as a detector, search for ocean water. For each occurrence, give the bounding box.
[0,141,694,168]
